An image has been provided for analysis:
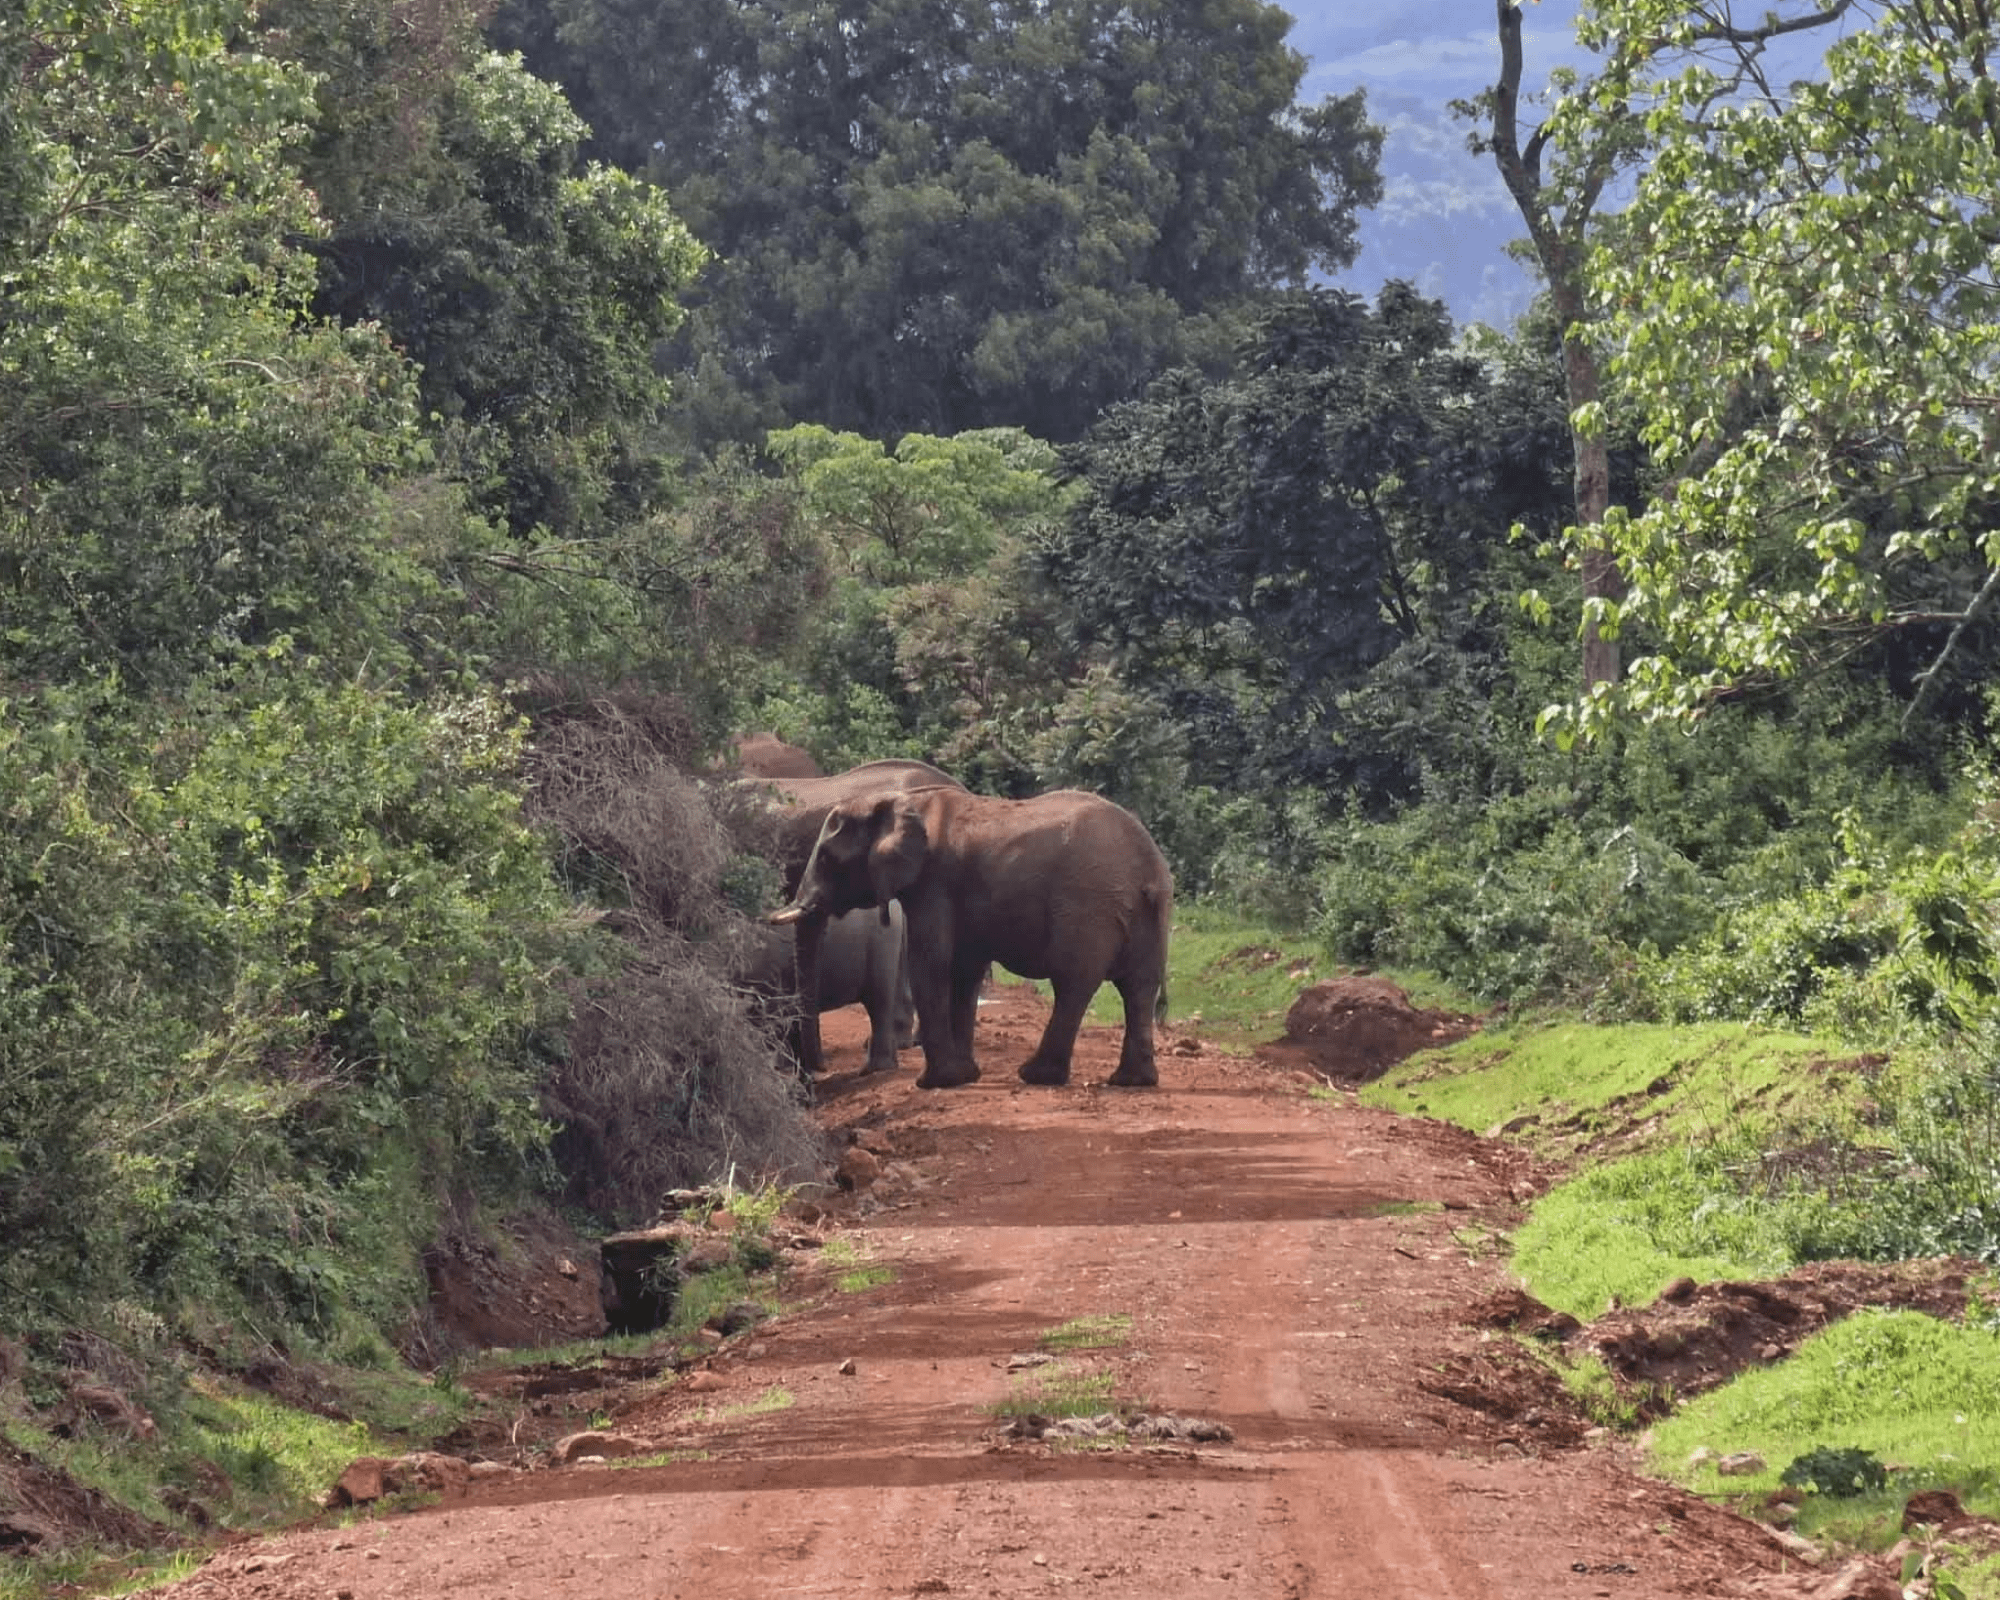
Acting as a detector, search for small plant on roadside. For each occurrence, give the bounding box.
[669,1264,756,1344]
[719,1386,794,1419]
[1539,1348,1648,1431]
[610,1447,712,1469]
[1038,1314,1132,1353]
[819,1238,864,1267]
[993,1369,1119,1420]
[837,1266,894,1293]
[1782,1446,1887,1497]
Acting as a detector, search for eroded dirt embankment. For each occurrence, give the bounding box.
[150,988,1856,1600]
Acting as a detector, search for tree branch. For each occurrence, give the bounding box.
[1901,561,2000,729]
[1687,0,1854,46]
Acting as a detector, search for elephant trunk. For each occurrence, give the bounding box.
[789,909,829,1076]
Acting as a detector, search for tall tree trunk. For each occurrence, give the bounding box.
[1491,0,1623,690]
[1554,274,1620,688]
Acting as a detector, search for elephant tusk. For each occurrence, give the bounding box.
[768,905,808,926]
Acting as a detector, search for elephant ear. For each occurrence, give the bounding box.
[866,796,927,921]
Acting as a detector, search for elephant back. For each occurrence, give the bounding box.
[728,731,822,780]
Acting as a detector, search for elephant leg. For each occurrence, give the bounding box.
[1018,979,1092,1086]
[910,940,978,1090]
[1106,970,1161,1087]
[894,972,920,1049]
[860,985,902,1075]
[892,940,920,1051]
[949,961,983,1066]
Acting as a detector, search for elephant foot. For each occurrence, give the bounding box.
[862,1054,900,1075]
[1017,1055,1072,1087]
[915,1060,980,1089]
[1104,1062,1159,1088]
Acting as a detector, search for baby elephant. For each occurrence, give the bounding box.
[745,903,917,1075]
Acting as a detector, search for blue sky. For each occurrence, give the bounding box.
[1289,2,1860,332]
[1287,1,1589,331]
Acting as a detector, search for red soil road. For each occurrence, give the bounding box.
[159,986,1805,1600]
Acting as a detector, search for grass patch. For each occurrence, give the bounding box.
[1369,1200,1444,1218]
[0,1546,205,1600]
[0,1380,381,1540]
[1511,1142,1798,1318]
[669,1264,772,1346]
[1038,1314,1132,1352]
[1926,1544,2000,1600]
[1542,1347,1665,1432]
[1362,1018,1842,1162]
[836,1266,894,1293]
[992,1365,1119,1419]
[818,1237,864,1268]
[1648,1309,2000,1545]
[610,1447,711,1469]
[715,1386,794,1420]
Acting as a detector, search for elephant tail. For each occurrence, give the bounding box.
[1145,879,1171,1023]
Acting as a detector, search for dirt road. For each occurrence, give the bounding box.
[160,987,1803,1600]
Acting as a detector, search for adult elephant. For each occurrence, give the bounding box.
[743,759,963,1076]
[743,903,915,1076]
[772,788,1172,1090]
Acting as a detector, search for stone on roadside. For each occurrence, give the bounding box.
[1900,1488,1970,1531]
[328,1457,390,1506]
[1716,1451,1767,1477]
[385,1452,469,1494]
[552,1431,644,1465]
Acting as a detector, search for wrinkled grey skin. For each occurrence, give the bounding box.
[739,759,963,1076]
[774,787,1172,1091]
[745,903,916,1075]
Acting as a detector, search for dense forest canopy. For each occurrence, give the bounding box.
[490,0,1385,443]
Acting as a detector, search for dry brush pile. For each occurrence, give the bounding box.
[516,679,829,1223]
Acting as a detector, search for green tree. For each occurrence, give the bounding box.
[767,424,1072,585]
[1045,286,1563,798]
[491,0,1383,443]
[1459,0,1852,691]
[263,0,708,541]
[1544,0,2000,737]
[0,0,444,688]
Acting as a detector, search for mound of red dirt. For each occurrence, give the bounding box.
[411,1209,609,1362]
[1281,975,1479,1082]
[1461,1259,1986,1407]
[0,1439,166,1556]
[1581,1258,1982,1400]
